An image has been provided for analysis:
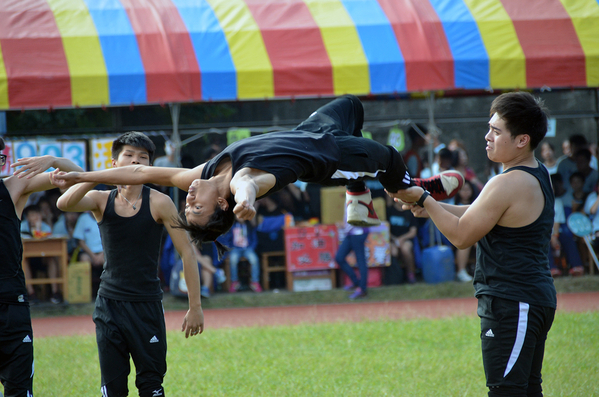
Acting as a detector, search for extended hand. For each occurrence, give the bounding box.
[50,169,80,189]
[386,186,425,204]
[11,155,55,179]
[233,200,256,221]
[182,308,205,338]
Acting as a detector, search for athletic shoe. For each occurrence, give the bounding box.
[406,272,417,284]
[50,292,63,304]
[413,170,465,201]
[349,287,367,300]
[215,268,227,284]
[250,282,263,293]
[346,189,381,226]
[550,268,562,278]
[229,281,240,293]
[456,269,473,283]
[343,284,357,292]
[201,286,210,299]
[569,266,584,277]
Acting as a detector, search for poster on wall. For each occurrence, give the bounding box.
[91,137,117,171]
[1,140,87,177]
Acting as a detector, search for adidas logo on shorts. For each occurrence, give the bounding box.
[23,335,32,343]
[150,335,159,343]
[485,329,495,338]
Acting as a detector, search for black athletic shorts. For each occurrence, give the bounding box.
[0,303,34,397]
[93,296,167,397]
[477,295,555,397]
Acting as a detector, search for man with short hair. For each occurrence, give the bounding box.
[391,91,557,397]
[0,139,83,397]
[55,131,203,397]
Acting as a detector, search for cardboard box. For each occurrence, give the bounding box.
[68,261,92,304]
[320,186,387,224]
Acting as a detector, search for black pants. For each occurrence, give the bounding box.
[94,296,167,397]
[0,304,34,397]
[478,295,555,397]
[295,94,411,193]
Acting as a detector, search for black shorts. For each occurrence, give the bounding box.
[477,295,555,397]
[0,303,34,397]
[93,296,167,397]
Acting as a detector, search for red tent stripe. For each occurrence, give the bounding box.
[0,0,71,108]
[500,0,586,88]
[245,0,333,97]
[377,0,454,91]
[119,0,201,103]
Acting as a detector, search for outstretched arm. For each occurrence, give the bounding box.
[11,155,84,179]
[154,193,204,338]
[52,164,204,192]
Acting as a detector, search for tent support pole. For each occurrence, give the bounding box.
[170,103,181,210]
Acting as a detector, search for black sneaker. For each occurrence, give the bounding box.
[50,292,63,304]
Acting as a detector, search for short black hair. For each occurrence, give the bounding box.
[490,91,549,150]
[0,137,5,150]
[112,131,156,163]
[173,195,236,260]
[23,204,41,218]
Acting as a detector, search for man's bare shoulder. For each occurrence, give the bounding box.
[149,188,178,214]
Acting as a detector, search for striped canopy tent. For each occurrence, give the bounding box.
[1,0,599,111]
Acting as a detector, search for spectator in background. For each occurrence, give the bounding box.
[194,243,226,298]
[153,140,178,168]
[558,134,590,195]
[453,147,484,192]
[573,148,599,194]
[72,211,104,295]
[452,180,479,282]
[219,219,262,293]
[420,147,455,179]
[551,174,584,277]
[568,172,588,214]
[335,198,370,300]
[386,195,419,284]
[52,211,81,261]
[21,204,63,303]
[404,124,428,178]
[539,141,559,175]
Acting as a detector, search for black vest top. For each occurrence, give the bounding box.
[0,180,27,304]
[98,186,164,301]
[475,160,557,308]
[201,131,340,198]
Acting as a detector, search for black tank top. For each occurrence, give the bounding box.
[98,186,164,301]
[0,180,27,305]
[202,131,340,198]
[475,160,557,308]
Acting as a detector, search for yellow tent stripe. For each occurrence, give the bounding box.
[304,0,369,96]
[46,0,109,107]
[207,0,273,99]
[0,43,9,109]
[560,0,599,87]
[463,0,526,89]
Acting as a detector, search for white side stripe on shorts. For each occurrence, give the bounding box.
[504,302,529,377]
[330,169,383,180]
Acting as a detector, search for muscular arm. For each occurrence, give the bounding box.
[56,183,107,221]
[53,164,204,192]
[152,192,204,337]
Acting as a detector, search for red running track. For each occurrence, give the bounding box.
[31,292,599,338]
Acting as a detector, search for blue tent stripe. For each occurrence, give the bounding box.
[171,0,236,101]
[83,0,147,105]
[428,0,489,89]
[341,0,406,94]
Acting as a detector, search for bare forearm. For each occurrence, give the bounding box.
[439,202,470,217]
[181,253,202,309]
[52,157,84,173]
[56,182,97,211]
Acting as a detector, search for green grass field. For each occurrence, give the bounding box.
[24,311,599,396]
